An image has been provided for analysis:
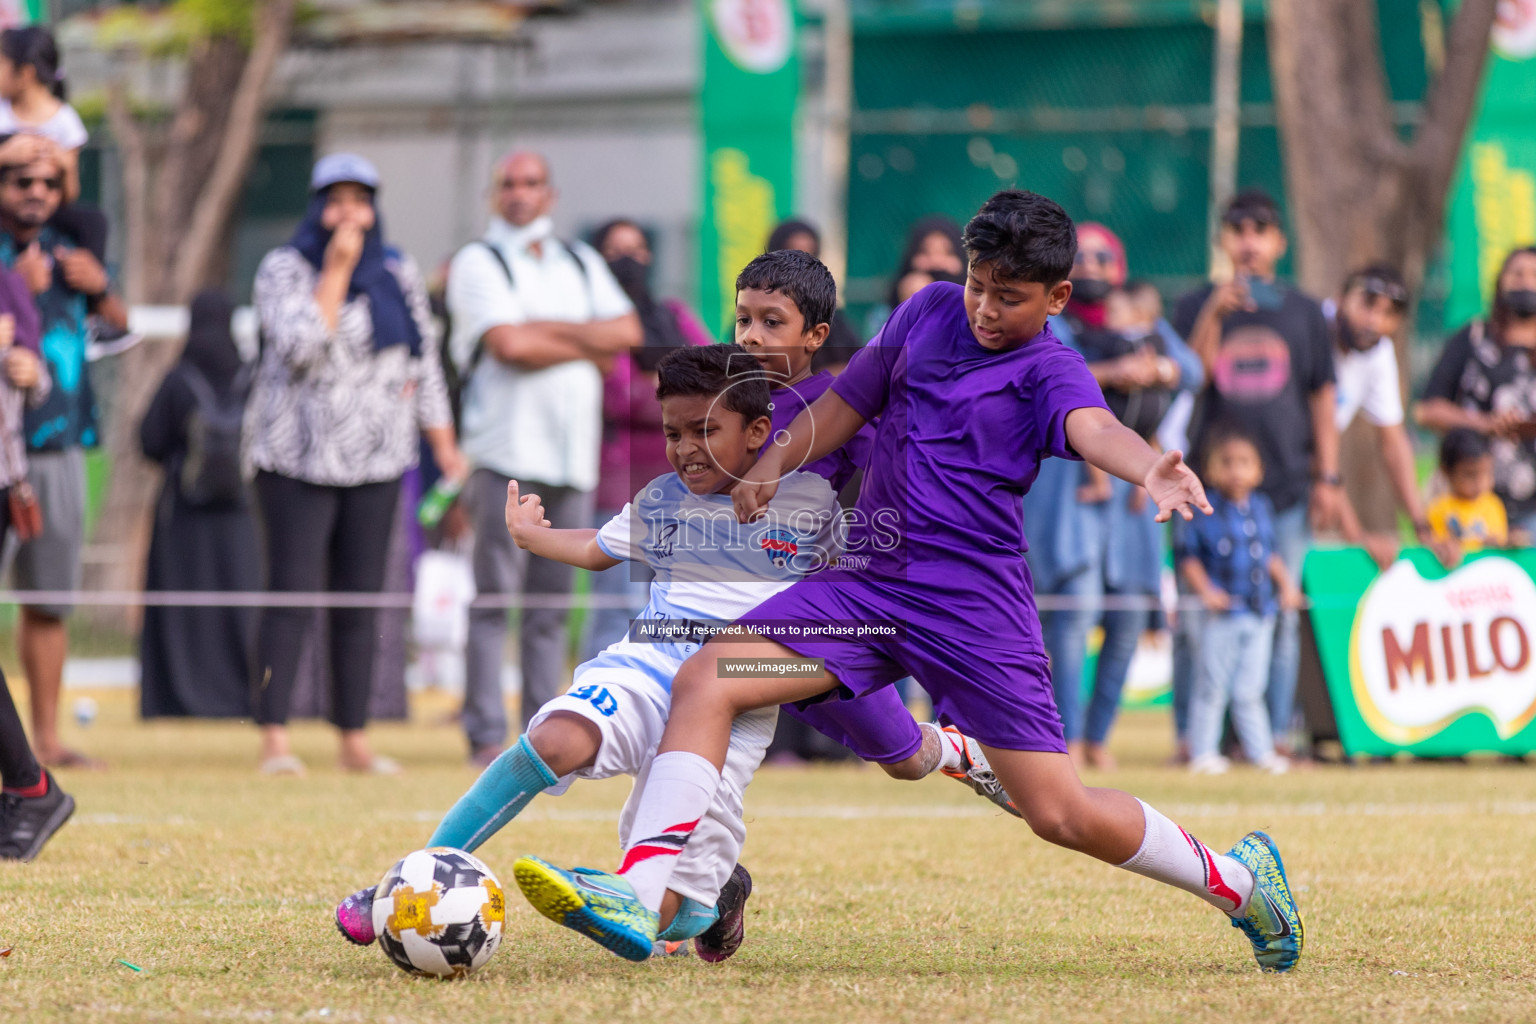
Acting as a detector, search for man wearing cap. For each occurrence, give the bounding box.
[0,137,127,769]
[1171,188,1341,759]
[446,151,640,765]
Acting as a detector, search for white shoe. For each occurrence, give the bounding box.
[1255,754,1290,775]
[938,725,1022,817]
[1188,754,1231,775]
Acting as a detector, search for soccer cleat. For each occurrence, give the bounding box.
[0,770,74,862]
[939,725,1022,818]
[513,856,658,963]
[694,863,753,963]
[334,885,377,945]
[1226,831,1305,973]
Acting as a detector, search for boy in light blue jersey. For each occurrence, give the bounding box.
[338,344,827,959]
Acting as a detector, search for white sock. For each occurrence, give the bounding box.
[1118,799,1254,916]
[617,751,721,913]
[922,722,966,773]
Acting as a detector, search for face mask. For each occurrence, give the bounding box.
[1502,289,1536,319]
[1070,278,1111,304]
[606,256,650,305]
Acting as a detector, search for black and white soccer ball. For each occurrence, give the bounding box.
[372,847,505,978]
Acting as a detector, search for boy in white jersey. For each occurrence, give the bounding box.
[339,344,839,959]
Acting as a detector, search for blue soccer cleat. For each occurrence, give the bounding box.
[1226,830,1305,973]
[513,856,658,963]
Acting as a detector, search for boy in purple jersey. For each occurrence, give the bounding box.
[515,191,1305,973]
[732,248,1012,806]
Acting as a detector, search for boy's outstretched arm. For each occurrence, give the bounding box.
[1065,406,1213,523]
[505,480,621,570]
[733,389,869,522]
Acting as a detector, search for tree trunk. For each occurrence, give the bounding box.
[83,0,297,629]
[1267,0,1498,530]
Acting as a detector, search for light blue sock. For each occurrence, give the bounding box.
[427,734,560,852]
[656,896,719,942]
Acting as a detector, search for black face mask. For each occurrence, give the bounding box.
[606,256,651,307]
[1070,278,1112,304]
[1502,289,1536,319]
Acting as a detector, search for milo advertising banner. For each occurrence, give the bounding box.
[1304,548,1536,756]
[697,0,799,338]
[1444,4,1536,326]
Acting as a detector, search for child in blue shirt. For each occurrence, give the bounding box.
[1176,427,1302,775]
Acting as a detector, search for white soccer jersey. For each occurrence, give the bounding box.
[586,469,840,695]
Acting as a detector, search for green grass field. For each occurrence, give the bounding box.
[3,688,1535,1024]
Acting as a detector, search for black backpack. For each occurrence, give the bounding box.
[178,362,252,507]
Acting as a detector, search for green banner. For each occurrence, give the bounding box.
[1444,12,1536,328]
[698,0,800,340]
[1304,547,1536,757]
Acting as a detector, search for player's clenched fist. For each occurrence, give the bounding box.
[731,457,783,523]
[505,480,550,547]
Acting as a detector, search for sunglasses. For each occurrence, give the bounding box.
[499,177,547,190]
[1074,250,1116,268]
[1358,277,1409,310]
[7,175,60,192]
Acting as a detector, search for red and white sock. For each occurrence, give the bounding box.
[618,751,720,913]
[1118,799,1254,916]
[920,722,966,774]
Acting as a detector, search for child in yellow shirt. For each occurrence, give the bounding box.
[1427,428,1507,551]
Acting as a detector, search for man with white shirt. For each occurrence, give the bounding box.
[447,151,641,764]
[1327,263,1437,562]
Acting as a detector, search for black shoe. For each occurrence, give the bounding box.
[0,770,75,861]
[694,863,752,963]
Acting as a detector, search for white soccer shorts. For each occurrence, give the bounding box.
[527,664,778,906]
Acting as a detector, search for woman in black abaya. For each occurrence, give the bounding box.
[138,290,260,718]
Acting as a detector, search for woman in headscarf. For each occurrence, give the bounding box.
[139,289,259,719]
[581,218,709,658]
[886,215,966,308]
[1416,246,1536,536]
[1024,222,1201,770]
[247,153,463,775]
[765,217,863,370]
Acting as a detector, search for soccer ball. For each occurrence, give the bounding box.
[372,847,505,978]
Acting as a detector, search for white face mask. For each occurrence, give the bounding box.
[500,214,553,250]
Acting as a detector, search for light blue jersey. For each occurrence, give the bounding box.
[585,469,840,696]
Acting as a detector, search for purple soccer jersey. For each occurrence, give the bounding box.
[767,371,921,764]
[767,370,873,494]
[823,281,1108,650]
[742,282,1111,751]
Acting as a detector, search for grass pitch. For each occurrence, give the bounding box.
[2,688,1535,1024]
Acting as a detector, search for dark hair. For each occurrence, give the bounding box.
[1,27,63,101]
[591,218,647,255]
[655,343,772,425]
[1202,421,1264,474]
[1490,245,1536,343]
[888,215,965,307]
[735,248,837,331]
[1440,427,1492,474]
[767,218,819,255]
[1221,188,1283,229]
[961,190,1076,286]
[1117,278,1162,303]
[1342,262,1409,306]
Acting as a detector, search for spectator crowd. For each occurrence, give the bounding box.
[0,21,1532,848]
